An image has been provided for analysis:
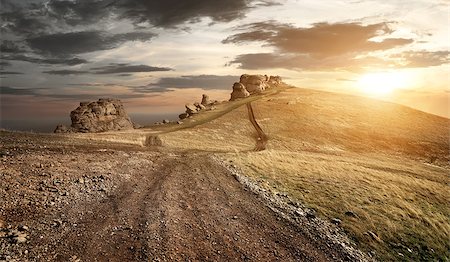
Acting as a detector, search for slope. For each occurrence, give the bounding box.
[160,87,450,261]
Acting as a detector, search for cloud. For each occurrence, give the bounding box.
[125,75,238,94]
[222,21,441,71]
[0,40,23,53]
[0,71,23,75]
[223,21,413,57]
[43,63,173,75]
[26,31,156,57]
[111,0,254,28]
[91,63,173,74]
[227,52,388,71]
[392,51,450,68]
[42,70,89,75]
[1,86,36,95]
[150,75,238,89]
[3,54,88,65]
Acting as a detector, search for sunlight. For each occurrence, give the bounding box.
[357,71,409,96]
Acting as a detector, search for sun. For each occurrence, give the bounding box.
[357,71,409,96]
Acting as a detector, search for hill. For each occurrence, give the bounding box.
[1,86,449,261]
[158,87,449,261]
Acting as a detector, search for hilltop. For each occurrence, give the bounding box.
[1,84,449,261]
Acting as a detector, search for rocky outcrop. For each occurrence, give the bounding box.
[230,82,250,101]
[54,98,134,133]
[201,94,211,106]
[269,76,282,85]
[239,74,269,94]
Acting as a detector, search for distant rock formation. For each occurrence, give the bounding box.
[230,82,251,101]
[54,98,134,133]
[239,74,268,94]
[201,94,211,106]
[229,74,283,101]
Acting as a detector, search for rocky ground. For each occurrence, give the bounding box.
[0,131,367,261]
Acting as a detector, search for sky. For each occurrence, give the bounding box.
[0,0,449,132]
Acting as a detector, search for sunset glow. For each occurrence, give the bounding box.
[357,72,409,96]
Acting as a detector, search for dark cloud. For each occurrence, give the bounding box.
[126,75,238,94]
[1,86,36,96]
[42,63,173,75]
[113,0,253,28]
[392,51,450,68]
[227,52,388,71]
[42,70,89,75]
[0,71,23,75]
[2,54,88,65]
[0,61,11,67]
[223,21,413,57]
[46,0,112,26]
[151,75,238,89]
[91,63,173,74]
[0,40,23,53]
[26,31,155,57]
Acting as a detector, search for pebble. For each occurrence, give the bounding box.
[331,218,342,225]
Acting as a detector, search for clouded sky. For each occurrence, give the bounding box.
[1,0,449,131]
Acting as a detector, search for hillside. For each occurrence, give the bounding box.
[158,87,449,261]
[1,86,449,261]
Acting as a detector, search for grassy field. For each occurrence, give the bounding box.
[70,86,449,261]
[159,87,450,261]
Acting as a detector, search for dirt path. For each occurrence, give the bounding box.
[246,102,268,151]
[27,153,345,261]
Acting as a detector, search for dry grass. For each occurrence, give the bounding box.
[224,150,449,261]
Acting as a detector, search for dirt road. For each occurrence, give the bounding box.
[49,154,346,261]
[0,132,354,261]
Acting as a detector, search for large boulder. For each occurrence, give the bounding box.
[269,75,283,85]
[230,82,250,101]
[201,94,211,106]
[57,98,134,133]
[239,74,269,94]
[185,103,198,114]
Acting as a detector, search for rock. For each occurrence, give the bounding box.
[54,124,72,133]
[269,75,283,85]
[201,94,211,106]
[162,119,170,124]
[345,210,358,217]
[229,82,250,101]
[305,210,316,219]
[179,113,189,119]
[144,135,163,146]
[14,234,27,244]
[367,231,382,242]
[239,74,268,94]
[177,121,182,124]
[18,225,28,231]
[185,104,198,114]
[331,218,342,225]
[58,98,134,133]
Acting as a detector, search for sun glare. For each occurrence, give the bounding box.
[357,72,409,96]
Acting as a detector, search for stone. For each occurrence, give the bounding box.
[162,119,170,124]
[179,113,189,119]
[331,218,342,225]
[229,82,250,101]
[185,104,198,114]
[345,210,358,218]
[239,74,268,94]
[56,98,134,133]
[201,94,211,106]
[54,124,72,133]
[269,75,283,85]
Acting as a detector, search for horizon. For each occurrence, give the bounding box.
[1,0,449,131]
